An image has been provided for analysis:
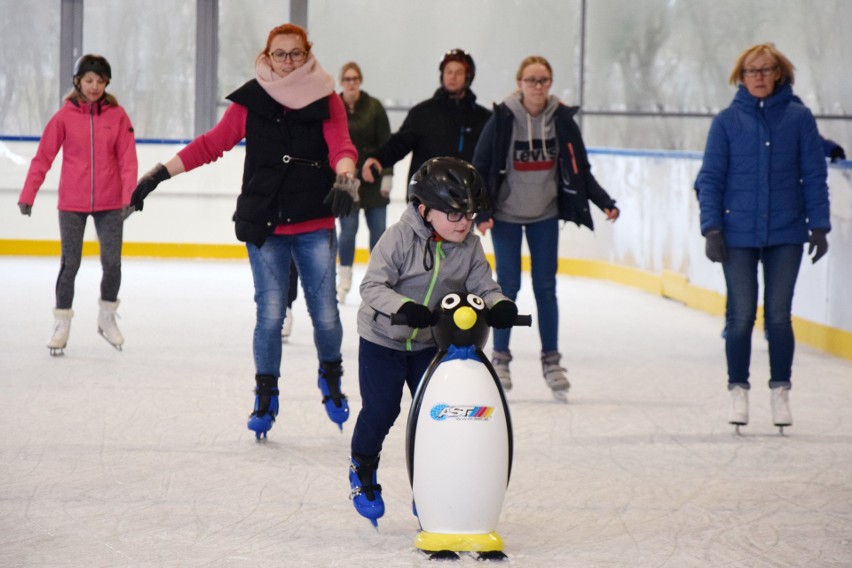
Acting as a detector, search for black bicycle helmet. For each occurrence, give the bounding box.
[439,49,475,87]
[408,157,488,214]
[73,54,112,81]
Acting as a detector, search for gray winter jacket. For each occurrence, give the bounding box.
[358,203,508,352]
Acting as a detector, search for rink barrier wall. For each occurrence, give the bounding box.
[2,239,850,360]
[1,140,850,360]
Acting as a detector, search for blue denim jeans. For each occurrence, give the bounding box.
[490,217,560,353]
[247,230,343,376]
[723,244,803,389]
[337,206,387,266]
[351,338,437,459]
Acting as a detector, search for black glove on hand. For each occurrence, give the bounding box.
[808,229,828,264]
[487,300,519,329]
[18,203,32,216]
[323,173,360,218]
[131,163,171,212]
[398,301,433,329]
[705,230,727,263]
[830,145,846,163]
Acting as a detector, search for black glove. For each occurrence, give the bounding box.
[131,163,171,212]
[397,302,434,329]
[705,230,727,263]
[18,203,32,216]
[830,145,846,163]
[808,229,828,264]
[323,173,360,218]
[487,300,519,329]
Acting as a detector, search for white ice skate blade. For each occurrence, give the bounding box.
[98,330,123,351]
[551,389,568,403]
[48,347,65,357]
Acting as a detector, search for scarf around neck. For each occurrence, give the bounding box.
[255,53,334,110]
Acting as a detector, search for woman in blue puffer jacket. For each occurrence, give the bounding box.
[695,43,830,433]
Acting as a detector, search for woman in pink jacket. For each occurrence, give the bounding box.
[18,54,138,356]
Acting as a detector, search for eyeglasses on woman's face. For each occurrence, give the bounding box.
[445,211,476,222]
[522,77,552,87]
[269,48,307,63]
[742,66,777,78]
[341,75,361,83]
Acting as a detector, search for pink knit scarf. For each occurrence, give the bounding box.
[255,54,334,110]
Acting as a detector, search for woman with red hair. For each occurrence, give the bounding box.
[130,23,358,439]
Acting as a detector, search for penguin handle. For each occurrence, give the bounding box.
[389,311,437,327]
[514,314,533,327]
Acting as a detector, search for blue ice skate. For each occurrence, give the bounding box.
[247,374,279,440]
[318,361,349,430]
[349,455,384,527]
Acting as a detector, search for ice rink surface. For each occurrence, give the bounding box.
[1,256,851,567]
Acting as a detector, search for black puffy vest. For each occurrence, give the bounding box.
[227,80,335,246]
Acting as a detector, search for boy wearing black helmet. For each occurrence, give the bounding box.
[347,157,518,526]
[360,49,491,187]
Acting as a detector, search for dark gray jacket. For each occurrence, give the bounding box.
[358,203,507,352]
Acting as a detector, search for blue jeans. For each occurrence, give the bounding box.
[351,338,437,459]
[337,206,387,266]
[723,244,803,389]
[490,217,559,353]
[247,230,342,376]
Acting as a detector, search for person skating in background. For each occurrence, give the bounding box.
[349,157,517,525]
[129,23,359,437]
[360,49,491,188]
[695,43,830,432]
[473,55,619,400]
[18,54,137,356]
[336,61,394,304]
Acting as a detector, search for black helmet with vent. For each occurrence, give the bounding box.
[408,157,487,214]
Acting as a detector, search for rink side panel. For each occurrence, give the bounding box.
[1,141,850,358]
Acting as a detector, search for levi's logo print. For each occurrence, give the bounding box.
[513,137,556,171]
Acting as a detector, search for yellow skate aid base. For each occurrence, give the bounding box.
[414,531,504,552]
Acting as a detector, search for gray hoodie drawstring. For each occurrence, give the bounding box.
[525,112,547,152]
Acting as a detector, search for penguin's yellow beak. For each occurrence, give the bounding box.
[453,306,477,330]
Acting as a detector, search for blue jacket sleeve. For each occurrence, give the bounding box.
[696,114,730,235]
[798,111,831,231]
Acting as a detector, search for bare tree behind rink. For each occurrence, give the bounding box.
[89,1,196,141]
[580,0,852,151]
[0,0,850,149]
[0,0,60,137]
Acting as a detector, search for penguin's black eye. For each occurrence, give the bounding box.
[441,293,461,309]
[467,294,485,310]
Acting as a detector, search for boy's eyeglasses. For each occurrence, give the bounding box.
[269,49,307,63]
[446,211,476,222]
